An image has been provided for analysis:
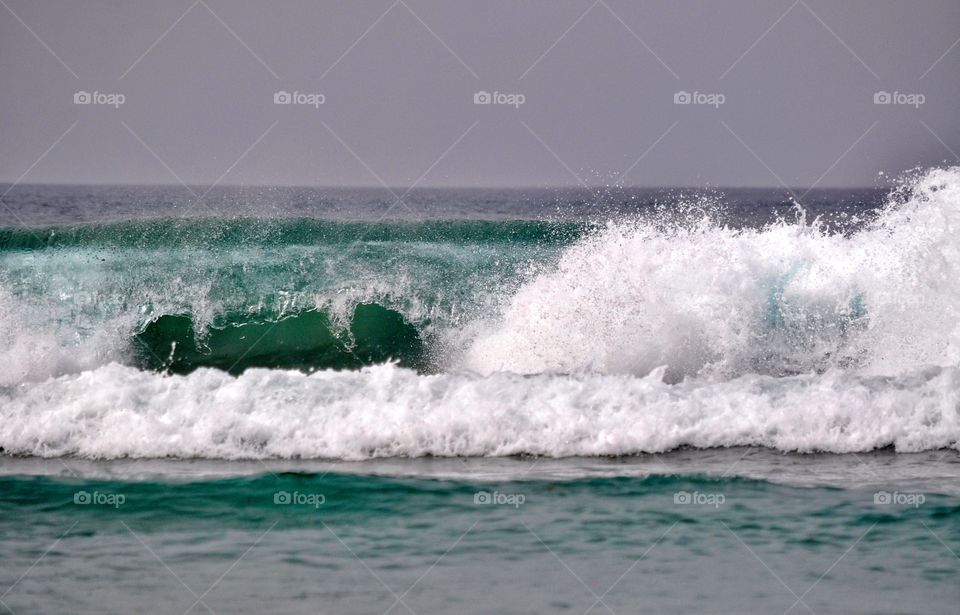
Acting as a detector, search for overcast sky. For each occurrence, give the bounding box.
[1,0,958,188]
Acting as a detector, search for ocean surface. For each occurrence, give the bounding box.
[1,168,958,613]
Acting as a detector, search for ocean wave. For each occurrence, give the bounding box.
[0,226,544,383]
[1,362,957,459]
[2,167,960,460]
[1,166,959,387]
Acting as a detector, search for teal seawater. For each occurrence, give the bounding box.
[0,218,571,375]
[0,218,586,251]
[1,472,957,614]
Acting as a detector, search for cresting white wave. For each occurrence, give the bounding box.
[3,167,960,459]
[465,166,960,380]
[0,362,957,458]
[3,166,960,386]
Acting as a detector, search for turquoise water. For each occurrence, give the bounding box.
[1,453,958,614]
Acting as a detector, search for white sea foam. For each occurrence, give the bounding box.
[0,287,118,386]
[465,167,960,380]
[0,362,957,459]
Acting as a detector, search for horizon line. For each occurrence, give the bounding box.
[0,180,885,192]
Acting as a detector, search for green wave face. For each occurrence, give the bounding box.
[134,304,425,374]
[0,218,576,376]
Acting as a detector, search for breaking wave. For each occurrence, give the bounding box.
[2,167,960,458]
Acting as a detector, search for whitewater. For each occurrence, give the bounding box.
[1,167,959,459]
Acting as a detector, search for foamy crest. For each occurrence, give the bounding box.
[465,167,960,379]
[0,287,121,386]
[0,362,956,459]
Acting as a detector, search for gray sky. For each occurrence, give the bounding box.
[1,0,958,188]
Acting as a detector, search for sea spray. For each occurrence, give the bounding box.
[465,167,960,379]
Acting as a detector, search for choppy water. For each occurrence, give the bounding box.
[1,452,958,614]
